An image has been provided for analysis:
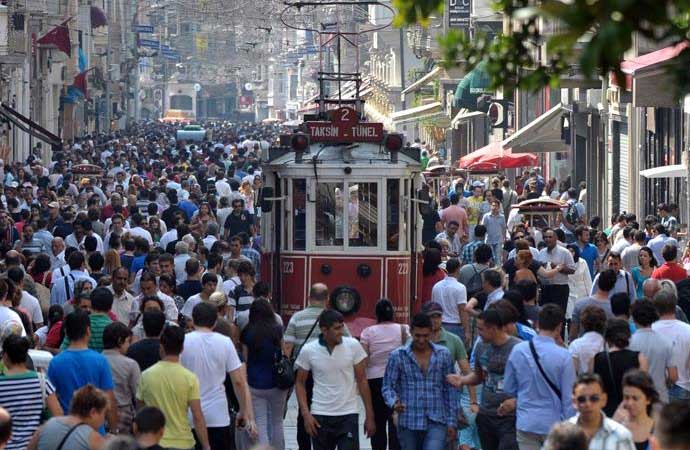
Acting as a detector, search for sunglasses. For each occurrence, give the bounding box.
[576,394,601,404]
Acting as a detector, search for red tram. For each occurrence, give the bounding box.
[261,108,424,335]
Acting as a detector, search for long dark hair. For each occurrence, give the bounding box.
[245,297,282,347]
[422,248,442,276]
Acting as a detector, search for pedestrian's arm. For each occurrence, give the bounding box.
[229,364,256,424]
[458,358,476,405]
[295,367,311,414]
[106,390,119,432]
[283,341,295,357]
[381,354,401,408]
[46,392,64,417]
[190,398,211,450]
[459,303,470,344]
[355,359,376,437]
[560,358,577,419]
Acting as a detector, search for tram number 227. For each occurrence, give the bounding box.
[282,261,294,274]
[397,262,409,275]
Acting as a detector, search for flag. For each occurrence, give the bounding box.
[90,5,108,28]
[72,69,92,98]
[37,20,71,56]
[78,46,86,72]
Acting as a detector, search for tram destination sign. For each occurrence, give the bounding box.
[305,107,384,143]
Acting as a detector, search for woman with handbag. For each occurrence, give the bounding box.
[240,298,287,449]
[0,334,63,450]
[28,384,108,450]
[360,299,408,450]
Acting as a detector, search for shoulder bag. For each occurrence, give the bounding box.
[55,422,86,450]
[274,314,320,390]
[529,339,562,400]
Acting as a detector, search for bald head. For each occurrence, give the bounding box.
[4,251,19,268]
[0,407,11,447]
[643,278,661,300]
[309,283,329,305]
[52,237,65,255]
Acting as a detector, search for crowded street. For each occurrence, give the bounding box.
[2,0,690,450]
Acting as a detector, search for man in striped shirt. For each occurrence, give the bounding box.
[283,283,350,450]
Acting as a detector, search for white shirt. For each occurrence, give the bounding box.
[108,286,134,325]
[65,232,104,253]
[159,229,178,251]
[215,180,232,199]
[180,330,242,427]
[611,238,631,255]
[181,294,203,319]
[567,259,593,318]
[174,254,191,285]
[431,277,467,324]
[129,226,153,245]
[295,336,367,416]
[20,292,43,325]
[0,306,26,336]
[652,319,690,390]
[538,245,575,285]
[131,291,179,323]
[222,277,240,298]
[568,331,604,374]
[203,235,217,251]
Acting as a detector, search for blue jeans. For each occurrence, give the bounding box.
[669,384,690,402]
[398,422,447,450]
[488,242,503,264]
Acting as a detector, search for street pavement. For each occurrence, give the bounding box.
[284,392,372,450]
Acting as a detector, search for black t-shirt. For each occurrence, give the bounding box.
[178,279,202,301]
[422,210,441,246]
[126,338,162,372]
[224,211,252,237]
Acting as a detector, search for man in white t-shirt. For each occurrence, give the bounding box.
[652,290,690,402]
[180,302,257,446]
[295,310,375,450]
[7,267,43,329]
[430,258,468,341]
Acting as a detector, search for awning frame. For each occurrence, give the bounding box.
[0,102,62,147]
[502,103,569,154]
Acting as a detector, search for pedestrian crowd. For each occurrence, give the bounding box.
[0,118,687,450]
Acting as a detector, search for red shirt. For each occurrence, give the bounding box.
[421,269,446,304]
[652,262,688,283]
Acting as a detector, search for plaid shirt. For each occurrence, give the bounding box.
[462,240,483,265]
[568,413,635,450]
[241,246,261,281]
[382,342,457,429]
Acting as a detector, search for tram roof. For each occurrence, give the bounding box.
[266,143,421,172]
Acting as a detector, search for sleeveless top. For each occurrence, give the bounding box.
[36,418,92,450]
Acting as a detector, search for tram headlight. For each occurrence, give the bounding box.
[330,286,361,316]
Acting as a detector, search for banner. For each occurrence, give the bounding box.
[448,0,471,28]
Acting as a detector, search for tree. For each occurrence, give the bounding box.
[393,0,690,95]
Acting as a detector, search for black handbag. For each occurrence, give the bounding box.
[273,350,295,390]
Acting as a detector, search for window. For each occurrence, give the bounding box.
[293,179,306,250]
[315,183,344,246]
[386,179,400,251]
[349,183,378,247]
[170,95,193,110]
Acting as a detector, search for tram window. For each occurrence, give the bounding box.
[315,183,344,246]
[348,182,378,248]
[293,179,306,251]
[386,179,400,251]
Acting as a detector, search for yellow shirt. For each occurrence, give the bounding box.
[136,360,200,449]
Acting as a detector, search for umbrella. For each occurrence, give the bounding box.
[458,142,538,170]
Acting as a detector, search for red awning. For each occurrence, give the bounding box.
[612,42,689,89]
[458,142,538,170]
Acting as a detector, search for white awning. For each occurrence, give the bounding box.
[640,164,688,179]
[390,101,444,125]
[401,67,442,97]
[503,103,569,153]
[451,109,486,128]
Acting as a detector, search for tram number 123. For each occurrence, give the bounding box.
[283,261,294,274]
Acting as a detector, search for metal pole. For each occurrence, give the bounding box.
[399,26,406,109]
[105,0,112,131]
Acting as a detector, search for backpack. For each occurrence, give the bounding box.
[466,265,487,298]
[565,201,580,226]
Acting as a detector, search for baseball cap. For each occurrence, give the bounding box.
[421,302,443,316]
[657,203,670,212]
[471,180,484,188]
[48,201,60,209]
